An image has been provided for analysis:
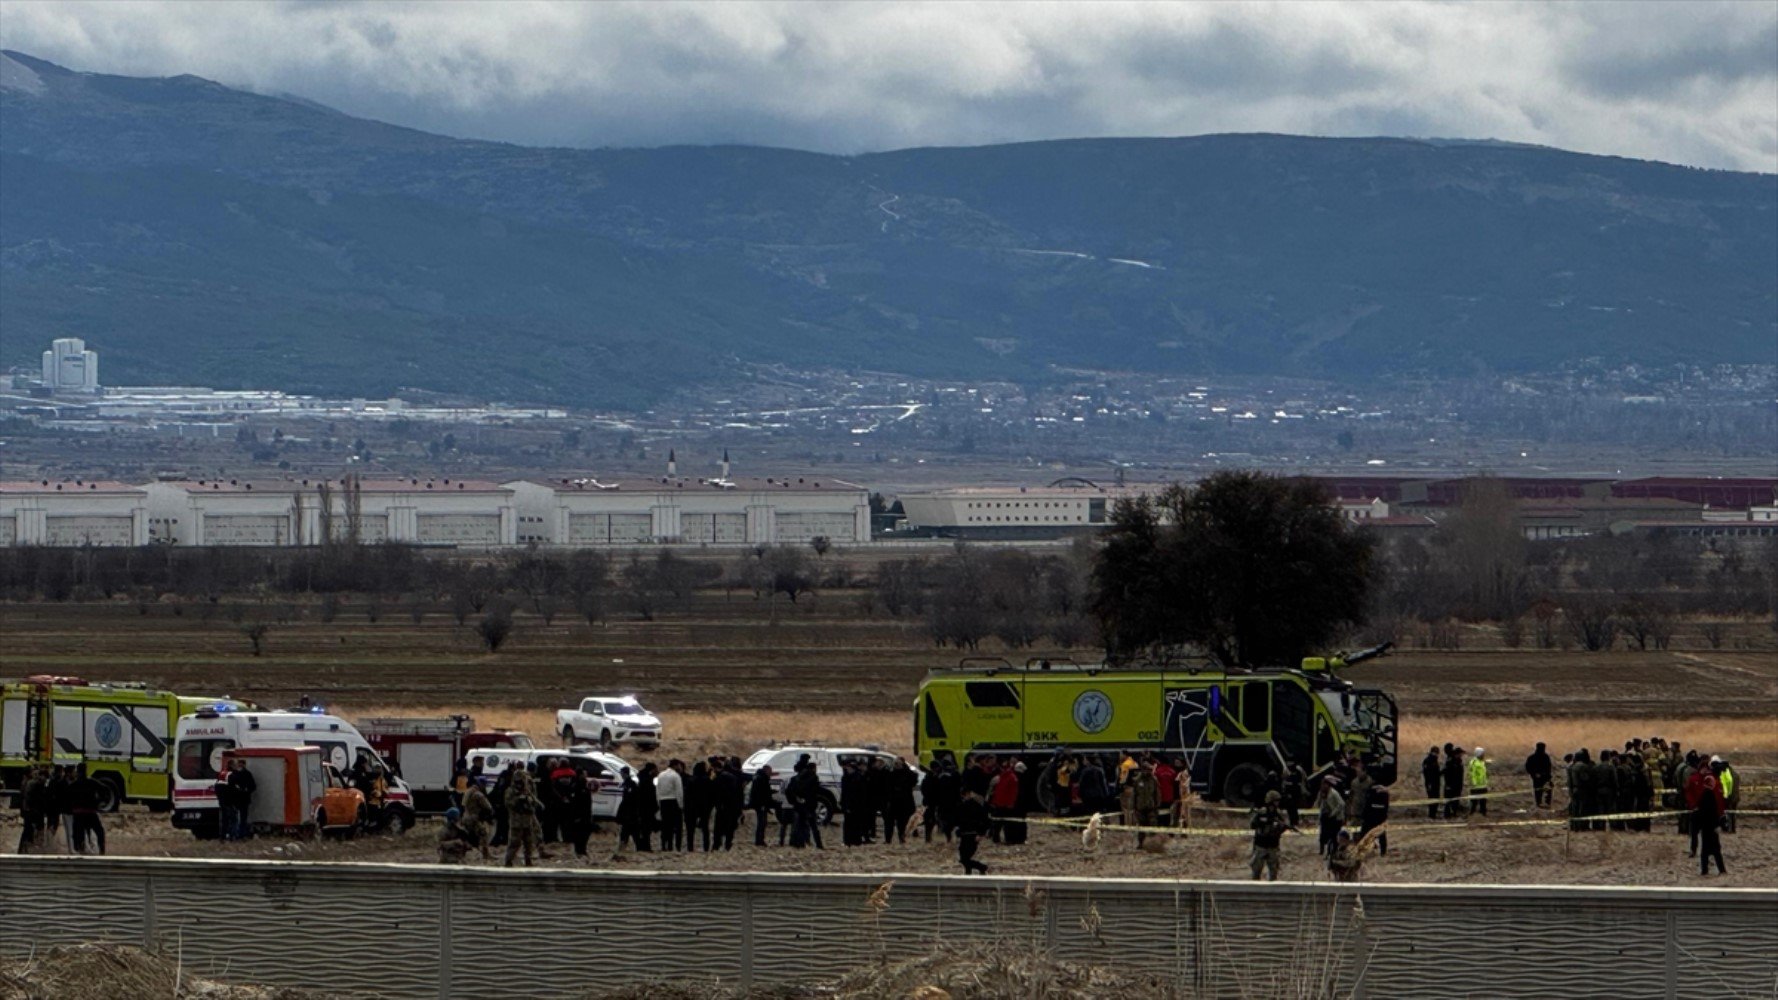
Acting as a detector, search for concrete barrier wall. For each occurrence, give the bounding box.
[2,858,1773,999]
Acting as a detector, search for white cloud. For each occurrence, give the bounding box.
[2,0,1772,170]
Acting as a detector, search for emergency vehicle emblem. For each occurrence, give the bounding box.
[1072,690,1113,734]
[94,713,124,750]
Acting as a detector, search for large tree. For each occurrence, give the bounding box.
[1090,471,1376,667]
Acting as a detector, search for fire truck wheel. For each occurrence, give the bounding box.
[1221,763,1268,808]
[94,773,125,813]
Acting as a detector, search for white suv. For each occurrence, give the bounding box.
[740,745,921,825]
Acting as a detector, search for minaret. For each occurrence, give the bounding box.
[721,448,730,479]
[667,448,677,477]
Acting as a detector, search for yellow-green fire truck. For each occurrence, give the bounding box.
[1,676,248,812]
[915,645,1398,806]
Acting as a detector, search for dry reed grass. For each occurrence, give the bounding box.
[0,943,332,1000]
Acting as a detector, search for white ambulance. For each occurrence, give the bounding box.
[171,707,416,837]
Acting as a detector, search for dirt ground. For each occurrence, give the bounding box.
[4,600,1775,889]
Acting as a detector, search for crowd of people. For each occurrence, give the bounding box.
[1560,738,1741,876]
[12,734,1754,881]
[11,763,109,855]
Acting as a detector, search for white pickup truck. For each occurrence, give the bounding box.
[555,695,662,750]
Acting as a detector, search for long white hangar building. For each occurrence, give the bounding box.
[2,476,869,548]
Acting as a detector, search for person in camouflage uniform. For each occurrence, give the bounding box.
[437,807,475,864]
[1127,761,1161,849]
[1248,791,1291,881]
[460,780,495,860]
[503,769,543,868]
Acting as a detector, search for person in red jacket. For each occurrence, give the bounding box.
[1154,756,1178,825]
[988,760,1026,845]
[1686,765,1726,876]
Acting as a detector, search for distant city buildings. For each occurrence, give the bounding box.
[39,338,99,393]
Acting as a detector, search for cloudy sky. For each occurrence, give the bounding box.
[3,0,1774,171]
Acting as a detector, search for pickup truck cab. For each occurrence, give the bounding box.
[555,696,661,750]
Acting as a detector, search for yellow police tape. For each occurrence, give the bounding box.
[1006,807,1778,839]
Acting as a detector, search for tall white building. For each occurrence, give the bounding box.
[40,338,99,392]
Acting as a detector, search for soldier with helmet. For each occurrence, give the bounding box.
[1249,790,1292,881]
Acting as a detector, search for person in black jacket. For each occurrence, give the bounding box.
[1525,743,1554,809]
[627,763,659,852]
[748,766,777,847]
[885,758,918,844]
[227,758,257,840]
[563,766,594,857]
[954,789,990,875]
[786,762,825,849]
[684,761,712,852]
[1421,747,1442,819]
[1441,745,1465,820]
[712,758,745,850]
[864,757,891,844]
[1360,783,1390,856]
[15,766,49,853]
[1076,758,1111,817]
[840,761,866,846]
[67,765,105,855]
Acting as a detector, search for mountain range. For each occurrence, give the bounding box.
[2,50,1774,407]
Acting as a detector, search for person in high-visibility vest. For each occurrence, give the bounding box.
[1467,748,1490,816]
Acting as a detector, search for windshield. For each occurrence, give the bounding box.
[507,733,536,749]
[604,700,644,715]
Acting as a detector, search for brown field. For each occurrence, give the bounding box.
[4,598,1774,888]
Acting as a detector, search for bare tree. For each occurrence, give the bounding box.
[874,558,928,617]
[477,601,515,653]
[240,619,272,657]
[1564,594,1619,652]
[763,546,815,604]
[1437,476,1529,621]
[1619,594,1676,651]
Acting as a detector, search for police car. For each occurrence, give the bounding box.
[464,746,633,819]
[739,745,922,825]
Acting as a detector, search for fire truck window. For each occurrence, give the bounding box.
[178,739,235,780]
[964,682,1021,708]
[1221,685,1243,729]
[1242,685,1270,734]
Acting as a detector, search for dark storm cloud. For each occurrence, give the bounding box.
[1,0,1772,171]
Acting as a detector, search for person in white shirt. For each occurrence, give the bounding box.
[656,760,686,851]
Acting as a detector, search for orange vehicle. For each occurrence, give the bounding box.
[221,746,365,836]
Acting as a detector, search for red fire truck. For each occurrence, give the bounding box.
[359,716,532,814]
